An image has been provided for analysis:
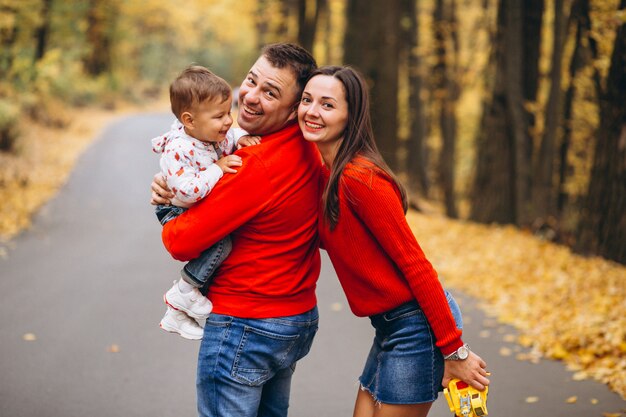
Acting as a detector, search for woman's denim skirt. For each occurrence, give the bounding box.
[358,291,463,405]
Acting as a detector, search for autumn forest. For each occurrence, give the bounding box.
[0,0,624,265]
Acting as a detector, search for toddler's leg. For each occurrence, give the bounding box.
[181,236,232,290]
[159,305,204,340]
[164,279,213,320]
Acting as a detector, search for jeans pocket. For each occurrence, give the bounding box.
[232,325,300,386]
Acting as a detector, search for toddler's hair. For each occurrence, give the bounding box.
[170,65,231,120]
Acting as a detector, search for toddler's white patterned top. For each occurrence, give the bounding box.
[151,120,246,205]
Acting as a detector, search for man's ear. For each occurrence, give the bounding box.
[287,102,299,123]
[180,112,194,130]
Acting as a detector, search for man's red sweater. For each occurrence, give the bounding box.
[162,122,322,318]
[319,158,463,355]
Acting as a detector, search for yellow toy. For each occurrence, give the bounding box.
[443,378,489,417]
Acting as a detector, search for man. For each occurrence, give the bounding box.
[151,43,320,417]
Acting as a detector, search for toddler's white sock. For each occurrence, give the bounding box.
[178,278,195,294]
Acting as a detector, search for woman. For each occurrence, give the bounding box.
[298,66,490,417]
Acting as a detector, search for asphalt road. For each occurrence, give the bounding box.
[1,113,624,417]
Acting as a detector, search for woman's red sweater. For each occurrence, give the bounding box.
[319,157,463,355]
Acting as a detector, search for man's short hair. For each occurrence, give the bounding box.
[261,43,317,95]
[170,66,231,119]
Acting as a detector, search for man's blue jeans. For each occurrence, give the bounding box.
[197,307,319,417]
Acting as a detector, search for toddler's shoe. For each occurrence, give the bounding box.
[159,306,204,340]
[164,281,213,319]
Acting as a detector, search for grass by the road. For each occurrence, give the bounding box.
[1,107,624,400]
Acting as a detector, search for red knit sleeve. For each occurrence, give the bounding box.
[343,167,463,355]
[162,150,271,261]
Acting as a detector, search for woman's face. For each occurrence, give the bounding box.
[298,75,349,147]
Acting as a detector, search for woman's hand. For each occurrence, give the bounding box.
[150,173,174,205]
[442,351,490,391]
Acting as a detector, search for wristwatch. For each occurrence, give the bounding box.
[444,343,470,361]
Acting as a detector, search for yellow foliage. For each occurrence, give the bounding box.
[406,211,626,399]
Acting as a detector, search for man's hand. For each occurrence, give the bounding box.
[237,135,261,149]
[150,173,174,205]
[216,155,243,174]
[442,351,490,391]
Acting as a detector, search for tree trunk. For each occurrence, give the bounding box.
[532,0,569,221]
[344,0,401,170]
[576,0,626,264]
[471,0,517,223]
[434,0,459,218]
[297,0,325,52]
[522,0,544,152]
[84,0,116,76]
[34,0,53,62]
[558,0,590,213]
[402,0,430,198]
[504,0,531,226]
[471,0,539,225]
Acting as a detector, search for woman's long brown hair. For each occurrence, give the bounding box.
[313,66,408,230]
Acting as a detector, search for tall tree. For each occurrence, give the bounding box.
[401,0,430,199]
[84,0,117,76]
[471,0,516,223]
[434,0,460,217]
[471,0,544,225]
[297,0,326,52]
[344,0,401,170]
[558,0,596,212]
[576,0,626,264]
[532,0,570,220]
[34,0,53,63]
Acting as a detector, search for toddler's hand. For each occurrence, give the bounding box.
[237,135,261,149]
[216,155,242,174]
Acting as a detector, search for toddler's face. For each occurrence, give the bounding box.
[188,95,233,143]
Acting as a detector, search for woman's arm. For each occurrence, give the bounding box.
[345,169,461,352]
[345,169,489,389]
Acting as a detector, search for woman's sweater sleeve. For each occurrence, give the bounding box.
[344,170,463,355]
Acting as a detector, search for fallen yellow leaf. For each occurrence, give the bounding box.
[499,347,512,356]
[565,396,577,404]
[22,333,36,341]
[590,398,599,405]
[503,334,516,343]
[525,396,539,403]
[330,302,343,312]
[107,344,120,353]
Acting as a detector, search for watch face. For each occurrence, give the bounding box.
[458,346,469,360]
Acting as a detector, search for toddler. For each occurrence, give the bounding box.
[151,65,259,340]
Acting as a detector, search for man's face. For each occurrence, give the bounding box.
[237,56,300,136]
